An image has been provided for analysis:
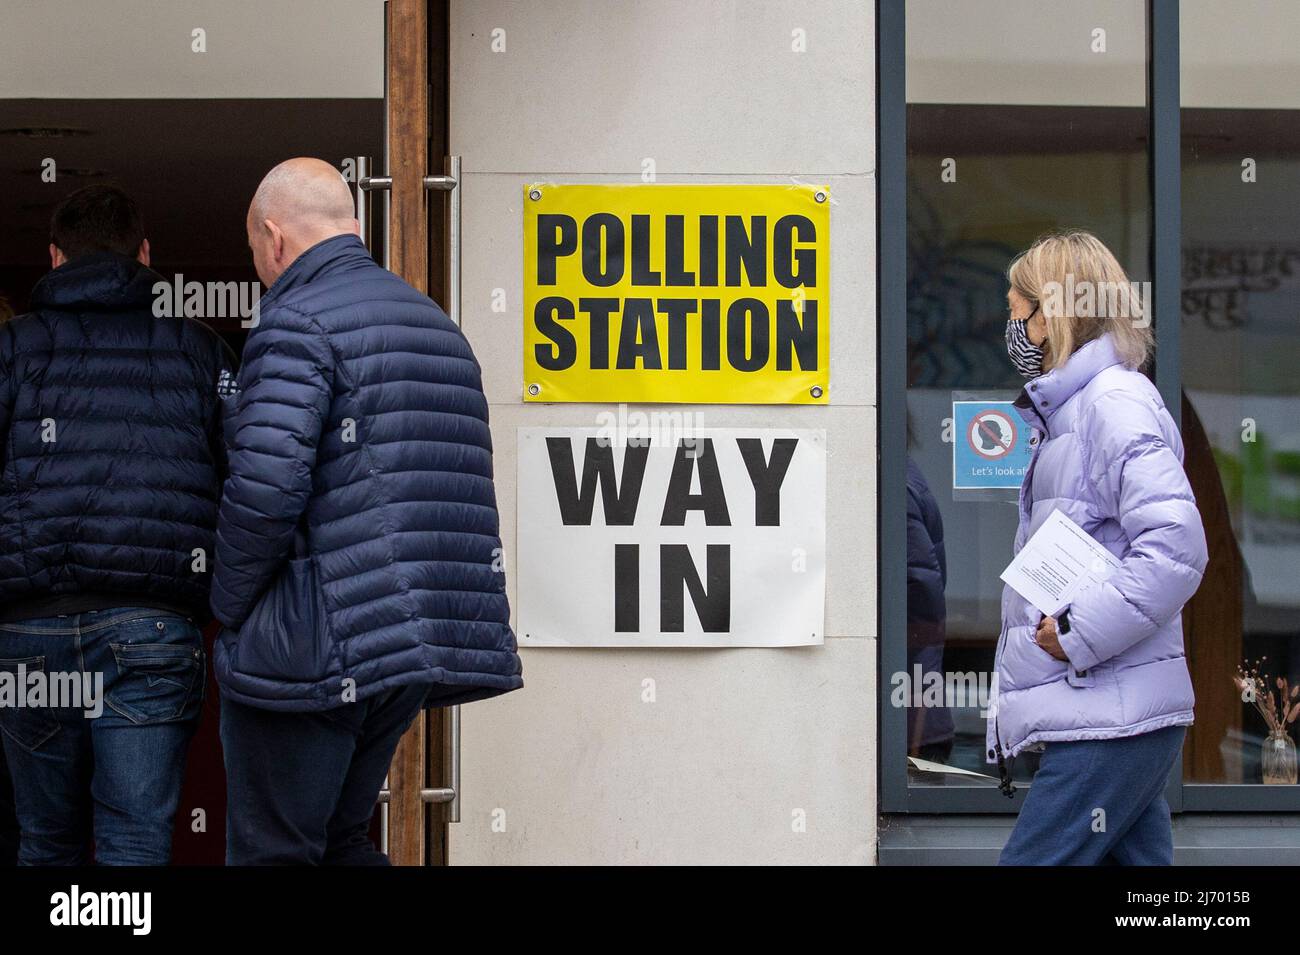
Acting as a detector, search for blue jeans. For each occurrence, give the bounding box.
[0,607,204,865]
[999,725,1186,866]
[221,683,427,865]
[0,745,15,866]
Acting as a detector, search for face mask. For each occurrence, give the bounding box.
[1005,311,1044,379]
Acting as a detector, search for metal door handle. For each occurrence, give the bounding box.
[352,155,464,824]
[352,155,461,329]
[376,787,455,805]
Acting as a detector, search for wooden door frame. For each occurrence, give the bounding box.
[384,0,452,867]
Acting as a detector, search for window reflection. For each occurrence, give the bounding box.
[1181,0,1300,786]
[904,0,1149,787]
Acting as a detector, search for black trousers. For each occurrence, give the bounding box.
[220,683,428,865]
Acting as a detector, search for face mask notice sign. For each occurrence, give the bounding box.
[522,183,830,405]
[952,399,1034,492]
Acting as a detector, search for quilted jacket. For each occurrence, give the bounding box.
[989,333,1207,761]
[0,252,231,622]
[211,234,522,711]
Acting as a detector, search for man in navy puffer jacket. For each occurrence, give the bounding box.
[213,159,521,865]
[0,185,233,864]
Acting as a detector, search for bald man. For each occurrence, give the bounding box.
[212,159,522,865]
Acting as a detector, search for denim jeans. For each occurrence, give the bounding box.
[998,725,1186,866]
[0,745,16,866]
[0,607,204,865]
[221,682,427,865]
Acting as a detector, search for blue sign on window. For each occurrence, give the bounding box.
[952,400,1034,490]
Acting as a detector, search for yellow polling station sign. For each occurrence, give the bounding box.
[523,183,830,404]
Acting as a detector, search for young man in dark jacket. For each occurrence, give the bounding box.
[213,158,521,865]
[0,185,234,864]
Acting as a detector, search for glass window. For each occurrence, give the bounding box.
[897,0,1149,795]
[1181,0,1300,791]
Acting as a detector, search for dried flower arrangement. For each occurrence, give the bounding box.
[1233,659,1300,737]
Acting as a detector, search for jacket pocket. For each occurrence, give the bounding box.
[107,617,205,724]
[0,655,61,751]
[1000,626,1068,691]
[231,556,335,685]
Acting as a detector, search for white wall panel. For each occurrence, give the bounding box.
[448,0,877,865]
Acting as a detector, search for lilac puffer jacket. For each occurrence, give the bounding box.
[987,333,1208,763]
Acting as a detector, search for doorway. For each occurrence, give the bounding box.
[0,0,449,865]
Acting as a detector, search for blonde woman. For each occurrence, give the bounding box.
[990,230,1207,865]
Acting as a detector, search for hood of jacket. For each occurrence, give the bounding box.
[1013,333,1124,437]
[30,251,163,313]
